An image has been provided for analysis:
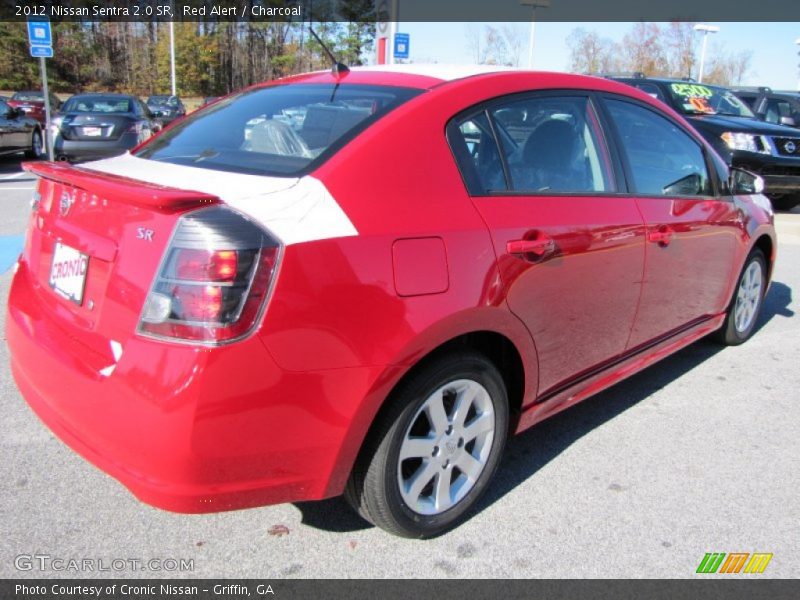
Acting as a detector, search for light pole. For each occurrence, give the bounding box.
[169,20,177,96]
[795,38,800,91]
[520,0,550,69]
[694,24,720,83]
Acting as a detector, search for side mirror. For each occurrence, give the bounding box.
[729,167,765,195]
[780,115,797,127]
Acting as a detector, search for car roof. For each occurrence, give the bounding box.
[264,64,650,95]
[69,93,136,98]
[352,63,522,82]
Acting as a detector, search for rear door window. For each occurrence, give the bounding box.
[136,84,421,177]
[490,95,614,194]
[449,95,615,195]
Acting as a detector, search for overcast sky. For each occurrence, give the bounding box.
[388,22,800,90]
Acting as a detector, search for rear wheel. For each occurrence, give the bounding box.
[345,352,508,538]
[25,129,43,159]
[715,248,767,345]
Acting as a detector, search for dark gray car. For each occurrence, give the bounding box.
[0,97,44,159]
[146,95,186,125]
[52,93,158,162]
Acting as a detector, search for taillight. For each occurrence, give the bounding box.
[138,206,280,344]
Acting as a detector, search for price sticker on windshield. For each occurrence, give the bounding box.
[671,83,716,114]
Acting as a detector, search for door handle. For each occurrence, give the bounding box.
[647,226,674,246]
[507,235,555,258]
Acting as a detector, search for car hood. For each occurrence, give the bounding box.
[686,113,800,136]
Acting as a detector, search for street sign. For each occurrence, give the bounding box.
[27,18,55,159]
[30,45,53,58]
[394,33,410,59]
[27,19,52,47]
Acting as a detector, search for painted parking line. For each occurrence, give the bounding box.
[0,235,24,273]
[0,172,24,180]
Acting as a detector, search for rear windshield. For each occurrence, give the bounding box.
[12,92,42,101]
[136,83,422,177]
[63,96,133,113]
[667,83,755,118]
[148,96,178,106]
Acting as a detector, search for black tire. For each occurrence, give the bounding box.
[714,248,767,345]
[25,129,43,159]
[768,194,800,212]
[345,351,509,538]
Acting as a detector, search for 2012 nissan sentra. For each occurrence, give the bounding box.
[7,65,776,538]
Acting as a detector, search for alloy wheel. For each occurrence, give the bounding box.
[734,260,763,334]
[397,379,495,515]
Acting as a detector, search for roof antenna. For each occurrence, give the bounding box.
[308,27,350,78]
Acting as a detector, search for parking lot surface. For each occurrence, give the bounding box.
[0,156,798,578]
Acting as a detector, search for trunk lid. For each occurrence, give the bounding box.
[21,161,220,368]
[60,113,135,141]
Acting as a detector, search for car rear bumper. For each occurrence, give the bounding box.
[6,259,386,513]
[54,133,140,161]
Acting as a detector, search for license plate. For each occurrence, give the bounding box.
[49,242,89,305]
[82,126,102,137]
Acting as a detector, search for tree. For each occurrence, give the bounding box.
[0,22,39,90]
[464,24,527,67]
[622,22,668,77]
[704,47,753,86]
[566,27,620,74]
[500,25,526,68]
[664,22,697,80]
[336,0,376,65]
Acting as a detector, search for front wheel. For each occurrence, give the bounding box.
[25,129,44,159]
[345,352,509,538]
[715,248,767,345]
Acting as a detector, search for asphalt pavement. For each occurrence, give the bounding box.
[0,155,798,579]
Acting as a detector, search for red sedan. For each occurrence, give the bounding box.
[7,66,776,538]
[8,90,62,125]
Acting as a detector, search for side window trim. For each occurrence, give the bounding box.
[584,94,622,194]
[597,93,721,199]
[445,108,494,195]
[484,109,512,191]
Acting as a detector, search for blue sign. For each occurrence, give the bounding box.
[30,45,53,58]
[394,33,410,59]
[27,19,52,47]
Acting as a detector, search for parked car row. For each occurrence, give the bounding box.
[611,74,800,211]
[0,96,44,159]
[0,90,196,162]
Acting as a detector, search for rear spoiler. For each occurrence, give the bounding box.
[22,161,220,212]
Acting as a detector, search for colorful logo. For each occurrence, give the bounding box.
[696,552,773,574]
